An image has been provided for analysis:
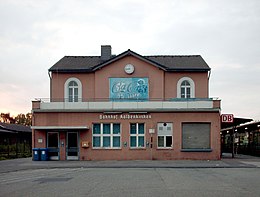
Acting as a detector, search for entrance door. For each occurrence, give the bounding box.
[66,132,79,160]
[47,132,59,160]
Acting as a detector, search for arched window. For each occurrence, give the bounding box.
[68,81,78,102]
[177,77,195,98]
[181,80,191,98]
[64,78,82,102]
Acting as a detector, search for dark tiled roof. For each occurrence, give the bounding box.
[0,122,31,133]
[49,49,210,72]
[145,55,210,71]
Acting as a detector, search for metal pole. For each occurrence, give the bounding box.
[232,126,235,158]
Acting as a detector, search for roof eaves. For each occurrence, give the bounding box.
[166,68,211,72]
[49,68,94,73]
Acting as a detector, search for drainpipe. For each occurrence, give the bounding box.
[48,71,52,102]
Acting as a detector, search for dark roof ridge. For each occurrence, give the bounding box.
[64,55,100,58]
[145,55,201,57]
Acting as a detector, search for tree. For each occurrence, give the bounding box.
[1,112,32,126]
[15,113,32,126]
[0,113,15,124]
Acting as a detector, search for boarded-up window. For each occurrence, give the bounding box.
[182,123,210,149]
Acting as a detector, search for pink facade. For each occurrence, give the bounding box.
[32,46,221,160]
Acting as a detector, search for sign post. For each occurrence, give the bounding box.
[221,114,235,158]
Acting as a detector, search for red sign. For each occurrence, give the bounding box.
[221,114,234,123]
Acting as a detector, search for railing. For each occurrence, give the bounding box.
[35,97,220,103]
[33,97,220,111]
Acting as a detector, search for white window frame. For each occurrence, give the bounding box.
[92,123,121,149]
[64,77,82,102]
[157,123,173,149]
[130,123,145,148]
[177,77,195,98]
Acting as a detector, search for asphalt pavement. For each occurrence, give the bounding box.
[0,153,260,174]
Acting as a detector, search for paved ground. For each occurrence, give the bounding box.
[0,154,260,197]
[0,153,260,174]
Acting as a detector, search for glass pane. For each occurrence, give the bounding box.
[130,123,136,134]
[158,136,164,147]
[138,123,144,134]
[166,136,172,147]
[113,124,120,134]
[74,88,78,102]
[181,80,190,86]
[113,136,120,147]
[69,88,73,102]
[68,132,78,148]
[48,133,58,148]
[138,136,144,147]
[103,124,111,134]
[103,136,111,147]
[181,88,185,98]
[187,88,191,98]
[93,124,101,134]
[93,137,100,147]
[69,88,73,96]
[69,81,78,86]
[130,136,136,147]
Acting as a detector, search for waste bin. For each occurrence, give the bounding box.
[32,148,41,161]
[40,148,48,161]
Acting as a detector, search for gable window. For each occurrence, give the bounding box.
[177,77,195,98]
[64,78,82,102]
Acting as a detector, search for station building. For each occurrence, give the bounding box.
[31,45,221,160]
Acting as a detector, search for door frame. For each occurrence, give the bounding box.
[66,131,79,160]
[47,131,60,160]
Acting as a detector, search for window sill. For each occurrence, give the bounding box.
[157,147,173,150]
[181,149,212,152]
[129,147,146,150]
[92,147,122,150]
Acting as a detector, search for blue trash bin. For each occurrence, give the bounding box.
[40,148,48,161]
[32,148,41,161]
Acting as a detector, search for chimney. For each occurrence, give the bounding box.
[101,45,112,61]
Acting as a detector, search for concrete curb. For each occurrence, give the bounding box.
[0,155,260,174]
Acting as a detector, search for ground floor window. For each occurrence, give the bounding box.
[92,123,121,148]
[182,123,211,150]
[130,123,145,148]
[157,123,173,148]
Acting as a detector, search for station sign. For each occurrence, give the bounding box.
[221,114,234,123]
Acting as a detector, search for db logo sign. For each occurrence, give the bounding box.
[221,114,234,123]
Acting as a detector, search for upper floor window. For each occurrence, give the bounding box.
[64,78,82,102]
[68,81,78,102]
[181,80,191,98]
[177,77,195,98]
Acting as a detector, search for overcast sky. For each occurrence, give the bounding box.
[0,0,259,120]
